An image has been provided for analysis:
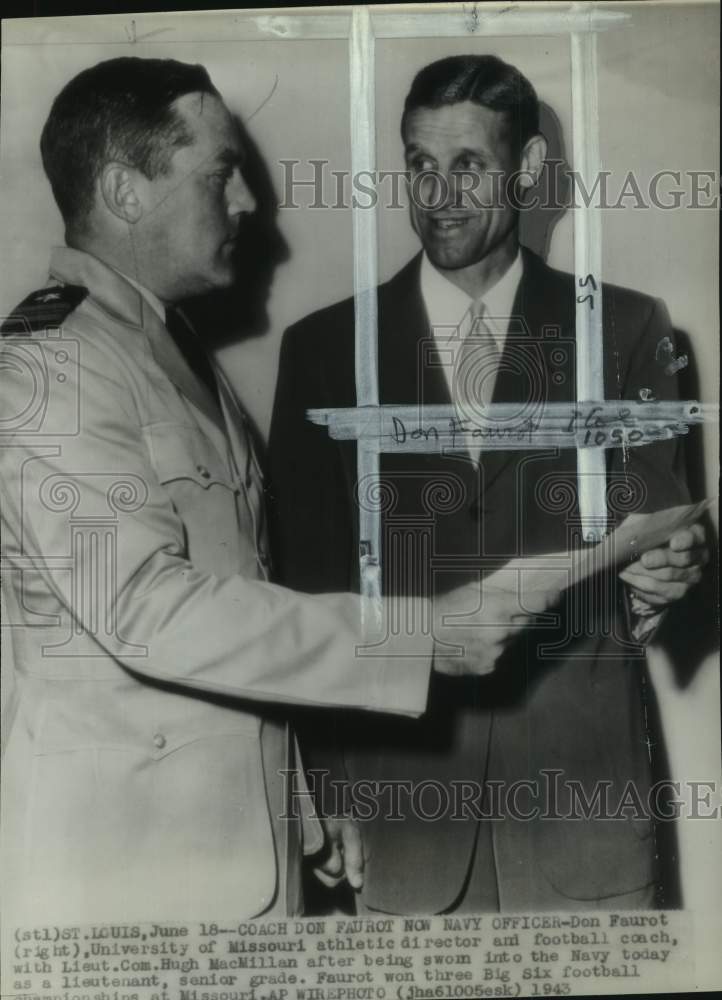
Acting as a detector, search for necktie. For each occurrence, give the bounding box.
[453,298,501,426]
[165,306,220,407]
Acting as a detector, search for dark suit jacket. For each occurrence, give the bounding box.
[268,247,690,913]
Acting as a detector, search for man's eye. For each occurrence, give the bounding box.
[210,169,231,185]
[407,157,436,174]
[457,158,485,172]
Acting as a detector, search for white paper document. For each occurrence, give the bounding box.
[486,498,716,599]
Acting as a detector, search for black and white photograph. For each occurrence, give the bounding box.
[0,3,719,997]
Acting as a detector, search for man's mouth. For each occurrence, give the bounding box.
[427,215,474,231]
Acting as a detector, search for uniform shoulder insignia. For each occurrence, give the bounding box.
[1,284,89,336]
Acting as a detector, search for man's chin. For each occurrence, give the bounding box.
[424,246,477,272]
[203,265,238,293]
[175,273,236,303]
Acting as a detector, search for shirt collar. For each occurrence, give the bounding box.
[48,246,161,331]
[116,268,166,323]
[420,252,473,334]
[420,249,523,339]
[47,247,223,427]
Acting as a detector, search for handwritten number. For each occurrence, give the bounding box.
[577,293,595,309]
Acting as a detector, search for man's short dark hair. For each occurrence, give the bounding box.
[401,54,540,155]
[40,56,219,230]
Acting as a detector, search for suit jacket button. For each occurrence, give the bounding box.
[153,733,166,749]
[196,465,211,479]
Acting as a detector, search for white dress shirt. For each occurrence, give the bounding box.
[420,250,524,400]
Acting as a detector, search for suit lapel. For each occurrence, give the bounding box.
[379,254,450,407]
[377,256,480,591]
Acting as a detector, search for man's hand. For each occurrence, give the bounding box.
[432,574,560,677]
[619,522,708,607]
[311,817,364,891]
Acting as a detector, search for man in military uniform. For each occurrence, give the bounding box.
[0,56,552,934]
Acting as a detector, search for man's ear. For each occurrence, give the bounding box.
[518,134,547,189]
[100,163,143,224]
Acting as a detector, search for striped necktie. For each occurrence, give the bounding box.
[452,298,501,425]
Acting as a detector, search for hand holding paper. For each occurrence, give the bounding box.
[619,521,709,607]
[432,498,713,677]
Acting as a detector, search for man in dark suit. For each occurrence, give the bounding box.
[269,55,708,913]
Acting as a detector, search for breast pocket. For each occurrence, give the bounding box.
[144,421,236,490]
[143,421,243,576]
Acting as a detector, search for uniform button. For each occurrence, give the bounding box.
[153,733,166,749]
[196,465,211,479]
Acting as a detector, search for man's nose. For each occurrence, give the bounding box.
[445,171,472,209]
[227,168,256,215]
[418,170,464,211]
